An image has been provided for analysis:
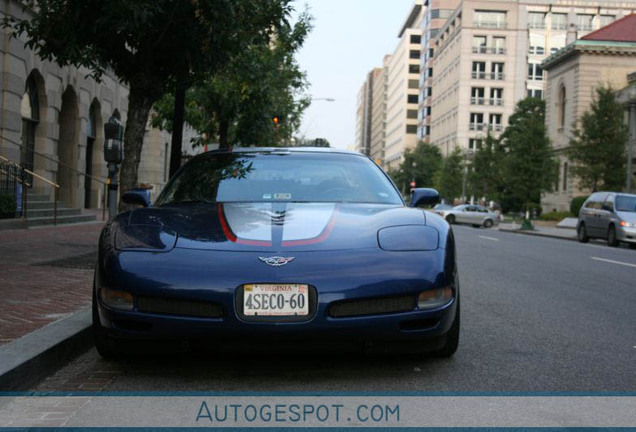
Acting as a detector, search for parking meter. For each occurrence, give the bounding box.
[104,115,124,219]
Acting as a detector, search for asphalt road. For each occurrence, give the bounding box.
[34,226,636,392]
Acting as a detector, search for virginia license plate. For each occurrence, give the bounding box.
[243,284,309,316]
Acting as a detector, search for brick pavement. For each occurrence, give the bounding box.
[0,222,104,345]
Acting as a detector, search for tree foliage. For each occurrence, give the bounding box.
[435,148,464,202]
[467,132,503,201]
[389,142,443,194]
[151,10,312,149]
[567,86,628,192]
[499,98,556,211]
[4,0,295,193]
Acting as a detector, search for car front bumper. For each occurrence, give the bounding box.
[616,226,636,243]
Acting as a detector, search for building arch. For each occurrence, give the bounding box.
[20,70,47,182]
[558,84,567,129]
[58,85,80,207]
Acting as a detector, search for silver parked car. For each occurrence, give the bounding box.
[436,204,500,228]
[577,192,636,249]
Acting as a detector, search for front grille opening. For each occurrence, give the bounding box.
[329,295,416,318]
[112,319,153,332]
[399,319,439,331]
[137,296,224,318]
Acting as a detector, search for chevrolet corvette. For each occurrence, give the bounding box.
[93,147,460,358]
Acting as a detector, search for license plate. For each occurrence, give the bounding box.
[243,284,309,316]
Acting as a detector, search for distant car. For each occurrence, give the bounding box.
[433,204,453,215]
[436,204,500,228]
[93,148,460,358]
[577,192,636,249]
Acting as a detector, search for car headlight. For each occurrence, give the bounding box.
[100,287,134,311]
[377,225,439,251]
[418,287,453,309]
[619,221,636,228]
[115,225,177,251]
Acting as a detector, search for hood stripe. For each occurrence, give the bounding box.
[217,204,272,247]
[282,206,339,247]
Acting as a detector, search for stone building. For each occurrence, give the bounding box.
[0,0,200,219]
[541,14,636,212]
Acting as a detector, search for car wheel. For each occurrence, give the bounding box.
[577,224,589,243]
[483,219,494,228]
[432,298,459,358]
[607,225,619,247]
[92,292,119,359]
[630,243,636,250]
[446,215,455,224]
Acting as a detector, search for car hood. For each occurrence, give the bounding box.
[617,211,636,223]
[119,202,427,252]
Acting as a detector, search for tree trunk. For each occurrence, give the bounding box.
[119,84,156,205]
[169,75,187,179]
[219,118,230,149]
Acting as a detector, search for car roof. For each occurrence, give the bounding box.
[203,147,363,156]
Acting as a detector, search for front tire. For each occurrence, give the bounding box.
[630,243,636,250]
[607,226,619,247]
[483,219,494,228]
[577,224,589,243]
[432,299,459,358]
[446,215,455,225]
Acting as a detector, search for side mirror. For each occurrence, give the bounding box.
[409,188,440,208]
[122,190,150,208]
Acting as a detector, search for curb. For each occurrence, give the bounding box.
[0,308,92,391]
[498,227,578,242]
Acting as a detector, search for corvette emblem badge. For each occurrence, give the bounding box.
[258,256,295,267]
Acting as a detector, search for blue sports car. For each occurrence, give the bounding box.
[93,148,460,357]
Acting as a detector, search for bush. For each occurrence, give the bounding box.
[538,211,573,221]
[0,194,17,219]
[570,196,589,217]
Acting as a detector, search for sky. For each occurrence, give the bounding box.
[295,0,415,150]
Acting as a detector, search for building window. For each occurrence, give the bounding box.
[529,45,545,55]
[493,37,506,54]
[600,15,615,27]
[409,50,421,60]
[406,125,418,134]
[576,14,594,31]
[474,10,507,29]
[426,67,433,78]
[408,79,419,89]
[21,74,40,174]
[528,63,543,81]
[409,64,420,74]
[489,114,503,131]
[472,62,486,79]
[491,62,504,80]
[558,85,567,128]
[407,109,418,119]
[472,36,487,53]
[490,88,503,105]
[528,12,546,29]
[527,89,543,99]
[410,34,421,44]
[471,87,485,105]
[563,162,568,191]
[407,94,418,104]
[555,163,560,191]
[552,13,567,30]
[469,138,483,151]
[470,113,484,131]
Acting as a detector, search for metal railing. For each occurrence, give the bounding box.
[1,137,110,223]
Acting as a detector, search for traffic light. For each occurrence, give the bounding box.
[272,115,282,127]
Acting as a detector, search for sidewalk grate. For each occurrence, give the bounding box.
[32,252,97,270]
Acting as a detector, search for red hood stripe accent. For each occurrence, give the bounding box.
[282,206,339,247]
[218,203,272,247]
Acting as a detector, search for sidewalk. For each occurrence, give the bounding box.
[0,222,104,345]
[498,222,577,241]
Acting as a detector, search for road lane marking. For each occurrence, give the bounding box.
[479,235,499,242]
[590,257,636,269]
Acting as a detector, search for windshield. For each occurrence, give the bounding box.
[155,152,403,205]
[615,195,636,213]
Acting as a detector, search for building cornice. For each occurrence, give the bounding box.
[542,40,636,70]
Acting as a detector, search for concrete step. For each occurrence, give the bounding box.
[25,201,66,210]
[26,194,52,202]
[26,214,97,227]
[26,208,82,218]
